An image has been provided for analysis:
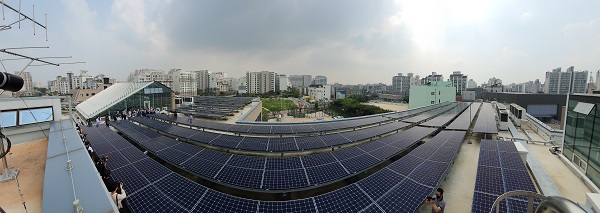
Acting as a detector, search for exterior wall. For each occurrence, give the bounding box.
[0,96,62,144]
[307,85,332,101]
[463,91,476,101]
[14,71,33,92]
[562,94,600,189]
[449,71,468,95]
[408,81,455,109]
[239,99,263,122]
[483,92,566,119]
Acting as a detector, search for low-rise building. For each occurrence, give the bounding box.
[408,81,455,109]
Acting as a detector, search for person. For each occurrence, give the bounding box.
[110,182,127,210]
[105,115,110,127]
[188,114,193,124]
[424,188,446,213]
[95,117,100,127]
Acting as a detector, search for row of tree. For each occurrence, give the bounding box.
[329,94,390,117]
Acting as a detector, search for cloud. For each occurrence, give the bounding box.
[521,12,533,20]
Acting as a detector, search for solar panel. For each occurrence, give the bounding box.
[356,141,386,152]
[210,134,243,148]
[137,138,169,152]
[171,142,204,156]
[310,123,334,132]
[340,153,380,174]
[258,198,316,213]
[361,204,384,213]
[368,145,401,160]
[262,169,309,189]
[133,158,173,183]
[408,160,449,187]
[188,131,220,144]
[295,136,326,150]
[265,157,303,170]
[446,103,481,130]
[198,149,232,163]
[305,162,349,185]
[155,148,192,165]
[248,125,272,134]
[471,192,507,213]
[480,139,499,151]
[387,155,425,176]
[313,184,372,213]
[497,141,518,153]
[127,185,187,212]
[475,165,504,195]
[270,125,294,134]
[154,136,180,147]
[503,168,538,193]
[110,164,150,195]
[507,197,541,213]
[192,190,259,213]
[357,168,404,200]
[332,147,365,160]
[226,124,252,133]
[319,133,351,147]
[300,153,337,167]
[377,178,432,212]
[500,152,526,171]
[104,151,129,170]
[237,138,269,151]
[291,125,315,134]
[181,156,224,178]
[215,166,263,189]
[267,137,298,152]
[155,173,207,210]
[428,147,457,163]
[227,155,266,169]
[473,103,499,134]
[479,150,501,167]
[119,146,147,163]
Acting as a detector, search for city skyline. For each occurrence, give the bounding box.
[1,0,600,85]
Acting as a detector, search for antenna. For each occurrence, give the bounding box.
[1,1,48,38]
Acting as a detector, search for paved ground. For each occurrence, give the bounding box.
[0,139,47,213]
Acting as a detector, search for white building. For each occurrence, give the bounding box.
[391,73,418,97]
[420,72,444,85]
[128,69,173,88]
[238,76,248,94]
[307,85,332,101]
[246,71,277,94]
[278,74,291,91]
[209,72,229,93]
[14,71,33,91]
[449,71,468,95]
[170,69,198,97]
[544,66,588,94]
[408,81,455,109]
[487,77,502,87]
[595,70,600,89]
[467,79,478,88]
[312,75,327,86]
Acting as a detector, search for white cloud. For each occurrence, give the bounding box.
[521,12,533,20]
[109,0,169,50]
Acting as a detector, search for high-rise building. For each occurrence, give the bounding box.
[170,69,198,97]
[487,77,502,87]
[196,70,210,93]
[128,69,173,88]
[391,73,416,97]
[449,71,468,95]
[467,79,477,88]
[420,72,444,85]
[544,66,588,94]
[289,75,312,93]
[246,71,277,94]
[14,71,33,91]
[278,74,291,91]
[312,76,327,86]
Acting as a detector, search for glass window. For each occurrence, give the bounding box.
[0,111,17,127]
[19,107,53,125]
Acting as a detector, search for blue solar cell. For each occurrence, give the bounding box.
[357,168,404,200]
[507,197,541,213]
[263,169,309,189]
[104,151,129,170]
[301,153,337,167]
[357,141,386,152]
[111,164,150,195]
[314,184,372,213]
[237,137,269,151]
[271,125,294,134]
[497,141,518,153]
[216,166,263,189]
[408,160,450,187]
[155,148,192,166]
[388,155,425,176]
[227,155,265,169]
[133,158,172,183]
[248,125,272,134]
[428,147,457,163]
[154,136,179,147]
[210,134,243,148]
[227,124,251,133]
[155,174,207,210]
[479,150,501,167]
[268,137,298,152]
[181,156,224,178]
[500,152,526,171]
[408,146,438,159]
[361,204,384,213]
[368,145,401,160]
[137,138,168,152]
[295,136,326,150]
[340,154,380,174]
[503,168,537,193]
[319,133,350,147]
[265,157,303,170]
[475,165,504,195]
[128,185,188,212]
[198,149,232,163]
[119,146,147,163]
[188,131,220,143]
[172,142,204,156]
[471,192,507,213]
[87,138,117,155]
[377,178,432,212]
[291,125,315,134]
[310,123,335,132]
[258,198,316,213]
[192,190,259,213]
[306,162,349,185]
[332,147,365,160]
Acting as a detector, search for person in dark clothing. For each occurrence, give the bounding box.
[105,115,110,127]
[425,188,446,213]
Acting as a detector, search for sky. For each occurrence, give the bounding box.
[1,0,600,86]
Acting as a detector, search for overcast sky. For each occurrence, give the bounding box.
[1,0,600,85]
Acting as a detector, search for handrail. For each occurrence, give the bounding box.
[491,190,546,213]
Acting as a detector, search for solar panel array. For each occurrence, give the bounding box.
[384,101,453,119]
[445,102,482,131]
[473,102,499,134]
[82,120,465,212]
[150,113,390,135]
[112,121,436,190]
[472,140,539,213]
[131,117,410,152]
[420,102,470,127]
[403,102,462,124]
